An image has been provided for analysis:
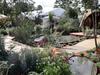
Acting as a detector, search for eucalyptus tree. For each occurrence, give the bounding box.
[82,0,94,9]
[37,5,43,12]
[34,5,43,25]
[0,0,35,26]
[54,0,80,34]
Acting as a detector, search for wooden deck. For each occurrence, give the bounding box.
[70,32,84,37]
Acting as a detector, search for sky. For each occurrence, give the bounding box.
[33,0,56,8]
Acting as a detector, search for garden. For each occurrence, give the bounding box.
[0,0,100,75]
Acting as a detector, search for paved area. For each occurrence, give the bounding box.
[61,37,100,53]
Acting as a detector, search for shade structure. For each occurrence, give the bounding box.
[80,9,100,29]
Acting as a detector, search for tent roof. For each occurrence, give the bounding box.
[40,8,65,17]
[80,9,92,27]
[80,9,100,27]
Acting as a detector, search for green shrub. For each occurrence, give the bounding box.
[9,28,15,36]
[0,35,8,60]
[0,17,9,29]
[0,29,8,35]
[58,19,80,35]
[96,62,100,68]
[0,61,9,75]
[84,28,93,38]
[19,48,72,75]
[42,57,72,75]
[13,19,34,44]
[91,56,100,63]
[19,49,38,71]
[33,49,71,75]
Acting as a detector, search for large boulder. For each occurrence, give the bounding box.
[69,56,97,75]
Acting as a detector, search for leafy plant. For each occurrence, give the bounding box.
[68,8,78,19]
[0,61,9,75]
[91,56,100,63]
[0,29,8,35]
[0,35,8,60]
[13,19,34,44]
[58,18,79,35]
[42,57,72,75]
[96,62,100,68]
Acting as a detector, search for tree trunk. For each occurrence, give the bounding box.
[94,12,98,49]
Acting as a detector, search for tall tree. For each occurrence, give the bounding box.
[82,0,94,9]
[34,5,43,25]
[92,0,100,55]
[0,0,35,26]
[36,5,43,15]
[54,0,80,19]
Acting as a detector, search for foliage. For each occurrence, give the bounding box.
[82,0,94,9]
[96,62,100,68]
[54,0,81,15]
[14,2,29,15]
[0,46,72,75]
[46,35,56,46]
[58,18,80,35]
[0,29,8,35]
[34,25,42,34]
[36,5,43,11]
[0,35,8,60]
[42,57,72,75]
[54,0,80,35]
[6,52,23,75]
[18,48,50,74]
[9,28,15,36]
[48,13,54,32]
[0,61,9,75]
[84,28,93,38]
[34,5,43,25]
[68,8,78,19]
[34,16,43,25]
[24,49,38,72]
[54,0,69,9]
[0,0,35,27]
[19,48,71,75]
[48,13,53,22]
[12,18,34,44]
[0,0,11,15]
[0,17,9,29]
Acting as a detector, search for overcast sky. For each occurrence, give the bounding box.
[33,0,56,8]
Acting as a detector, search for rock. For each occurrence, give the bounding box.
[69,56,97,75]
